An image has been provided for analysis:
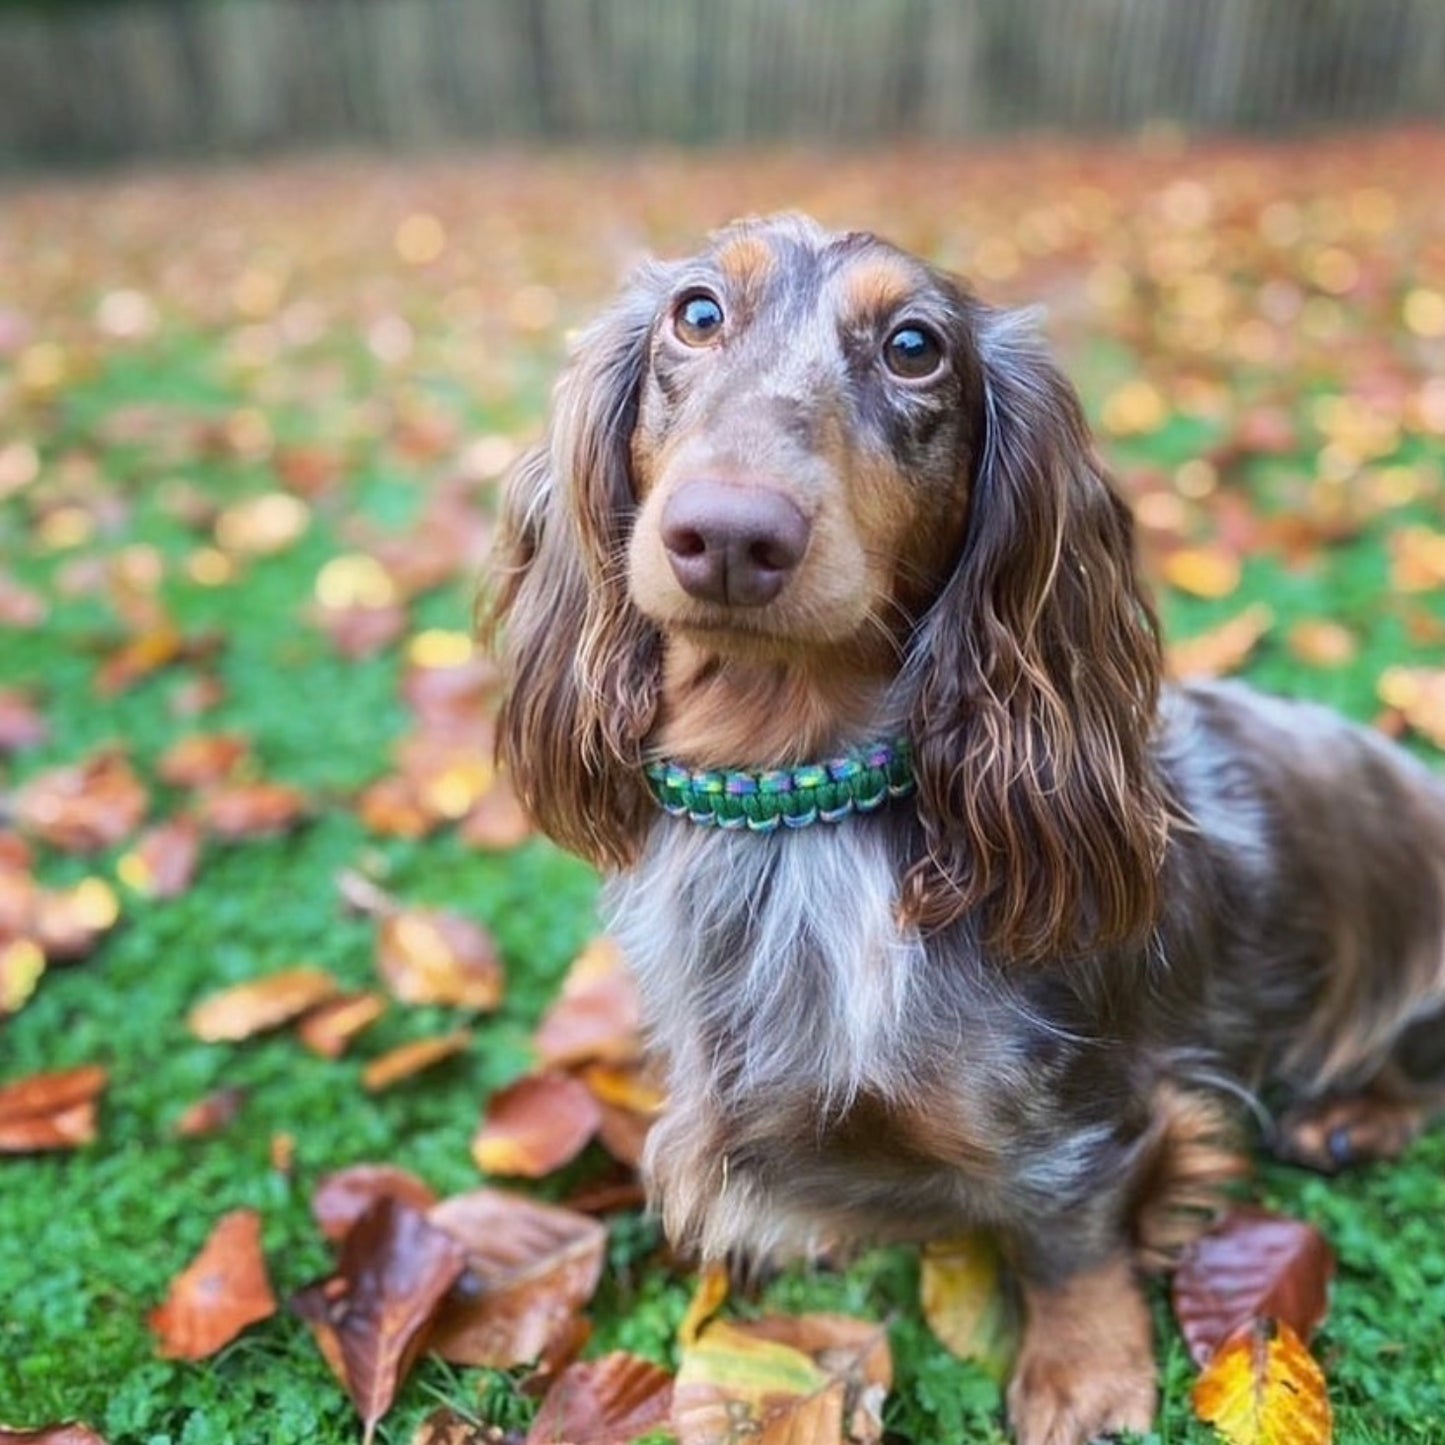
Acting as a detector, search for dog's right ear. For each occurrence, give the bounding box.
[480,265,672,869]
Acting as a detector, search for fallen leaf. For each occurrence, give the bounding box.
[197,780,309,838]
[533,938,642,1069]
[376,909,504,1010]
[148,1209,277,1360]
[298,992,388,1058]
[1286,620,1358,669]
[1162,545,1244,600]
[317,602,410,660]
[173,1086,247,1139]
[472,1072,602,1178]
[920,1233,1019,1384]
[117,817,203,899]
[527,1352,674,1444]
[31,878,120,961]
[1389,525,1445,593]
[1,938,46,1015]
[95,624,185,696]
[356,776,437,840]
[0,690,48,752]
[679,1264,731,1348]
[0,1064,108,1153]
[188,967,342,1042]
[313,1165,440,1244]
[461,779,534,851]
[292,1198,466,1445]
[593,1103,654,1170]
[1192,1318,1332,1445]
[1167,604,1274,680]
[362,1029,472,1092]
[0,1427,110,1444]
[407,1408,493,1444]
[157,733,251,788]
[426,1188,607,1369]
[1377,667,1445,750]
[13,751,148,853]
[214,492,310,556]
[1172,1207,1335,1368]
[674,1312,892,1445]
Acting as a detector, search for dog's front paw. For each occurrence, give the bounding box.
[1006,1253,1157,1445]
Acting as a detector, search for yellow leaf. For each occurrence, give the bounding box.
[920,1233,1019,1384]
[679,1263,731,1348]
[1163,545,1243,600]
[1193,1319,1333,1445]
[1167,604,1274,680]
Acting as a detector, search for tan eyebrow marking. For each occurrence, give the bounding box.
[713,232,776,290]
[840,254,922,321]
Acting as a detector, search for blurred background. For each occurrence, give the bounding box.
[4,6,1445,1444]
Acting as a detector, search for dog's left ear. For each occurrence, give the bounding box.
[900,306,1169,961]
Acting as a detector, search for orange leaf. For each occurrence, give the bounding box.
[461,778,534,851]
[148,1209,277,1360]
[172,1086,247,1139]
[376,909,504,1011]
[1173,1208,1335,1368]
[95,624,185,696]
[197,780,309,838]
[361,1029,472,1092]
[117,817,203,900]
[1162,545,1243,600]
[1192,1319,1332,1445]
[534,937,642,1069]
[1285,620,1358,670]
[0,1065,107,1153]
[0,1426,110,1444]
[13,751,148,853]
[472,1071,602,1178]
[425,1188,607,1369]
[188,967,342,1042]
[527,1352,674,1444]
[157,733,250,788]
[1167,604,1274,680]
[297,991,387,1058]
[292,1198,465,1445]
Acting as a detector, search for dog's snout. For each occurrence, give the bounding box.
[661,481,811,607]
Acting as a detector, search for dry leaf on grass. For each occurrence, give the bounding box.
[1167,604,1274,681]
[0,1426,110,1444]
[31,878,120,962]
[188,967,342,1042]
[197,780,309,838]
[527,1352,674,1444]
[297,992,388,1058]
[117,817,202,899]
[461,779,534,851]
[362,1029,472,1092]
[919,1233,1019,1384]
[148,1209,277,1360]
[533,937,642,1069]
[94,624,185,696]
[0,1064,107,1153]
[172,1086,247,1139]
[12,751,148,853]
[472,1071,602,1178]
[425,1188,607,1369]
[293,1198,466,1445]
[1162,545,1243,600]
[674,1312,892,1445]
[376,909,504,1011]
[157,733,250,788]
[0,690,48,752]
[1172,1207,1335,1367]
[1,939,46,1016]
[1286,620,1358,669]
[312,1164,439,1245]
[1192,1318,1333,1445]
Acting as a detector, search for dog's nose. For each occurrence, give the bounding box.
[660,481,811,607]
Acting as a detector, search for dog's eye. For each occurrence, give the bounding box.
[884,324,943,379]
[674,292,725,347]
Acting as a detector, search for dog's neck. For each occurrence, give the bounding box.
[653,636,896,770]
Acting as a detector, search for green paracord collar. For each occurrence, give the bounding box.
[644,738,915,833]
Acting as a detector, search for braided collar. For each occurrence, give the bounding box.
[644,737,914,833]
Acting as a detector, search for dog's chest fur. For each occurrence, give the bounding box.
[604,816,1060,1260]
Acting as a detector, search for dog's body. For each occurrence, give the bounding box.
[487,213,1445,1445]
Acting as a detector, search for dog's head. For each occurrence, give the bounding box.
[484,215,1167,960]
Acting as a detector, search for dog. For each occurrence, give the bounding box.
[484,213,1445,1445]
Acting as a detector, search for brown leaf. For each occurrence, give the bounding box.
[0,1427,110,1444]
[472,1072,602,1178]
[426,1188,607,1369]
[197,781,309,839]
[593,1104,654,1171]
[157,733,250,788]
[95,624,185,696]
[674,1312,892,1445]
[1285,620,1358,670]
[317,602,409,660]
[13,751,148,853]
[527,1352,674,1445]
[362,1030,472,1093]
[356,776,438,840]
[1191,1318,1333,1445]
[148,1209,278,1360]
[533,938,642,1070]
[313,1165,440,1245]
[297,992,388,1058]
[376,909,504,1011]
[1167,604,1274,681]
[188,967,342,1042]
[461,779,534,851]
[0,690,48,752]
[407,1408,496,1444]
[31,878,120,962]
[1172,1207,1335,1368]
[173,1086,247,1139]
[0,1064,107,1153]
[117,817,203,900]
[292,1198,466,1445]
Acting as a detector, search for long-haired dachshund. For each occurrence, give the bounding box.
[485,214,1445,1445]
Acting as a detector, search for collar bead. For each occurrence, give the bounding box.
[644,738,914,833]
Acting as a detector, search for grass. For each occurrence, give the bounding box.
[3,149,1445,1445]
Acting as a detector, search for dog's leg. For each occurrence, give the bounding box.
[1006,1251,1156,1445]
[1274,1004,1445,1173]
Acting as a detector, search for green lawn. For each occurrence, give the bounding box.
[3,145,1445,1444]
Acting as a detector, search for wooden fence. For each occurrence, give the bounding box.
[3,0,1445,165]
